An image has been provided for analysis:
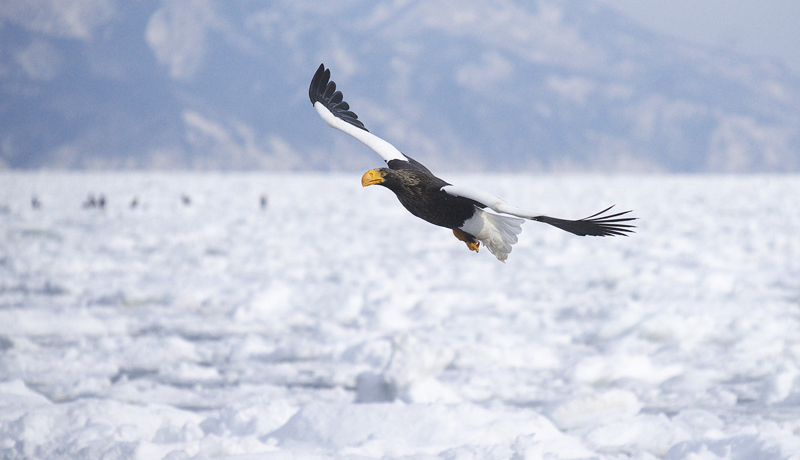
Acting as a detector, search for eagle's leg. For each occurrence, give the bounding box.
[453,229,480,253]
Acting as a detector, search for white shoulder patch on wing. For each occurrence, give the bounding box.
[441,185,540,219]
[314,102,407,164]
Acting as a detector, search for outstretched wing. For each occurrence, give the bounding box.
[529,206,636,236]
[442,185,635,237]
[309,63,412,166]
[309,63,367,131]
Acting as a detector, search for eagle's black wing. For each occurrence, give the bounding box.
[309,63,434,176]
[309,63,367,131]
[443,185,636,237]
[531,206,636,236]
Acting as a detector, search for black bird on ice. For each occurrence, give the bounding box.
[309,64,635,261]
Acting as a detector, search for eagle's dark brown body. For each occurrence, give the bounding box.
[373,167,479,230]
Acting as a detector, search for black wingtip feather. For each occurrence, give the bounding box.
[534,205,637,237]
[309,63,368,132]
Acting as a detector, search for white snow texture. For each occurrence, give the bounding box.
[1,172,800,459]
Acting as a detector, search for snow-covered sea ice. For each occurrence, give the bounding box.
[1,172,799,459]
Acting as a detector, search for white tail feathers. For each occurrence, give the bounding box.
[460,207,524,262]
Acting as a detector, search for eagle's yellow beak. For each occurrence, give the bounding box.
[361,169,385,187]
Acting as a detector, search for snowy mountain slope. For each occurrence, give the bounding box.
[2,0,800,171]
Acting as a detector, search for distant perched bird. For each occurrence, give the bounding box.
[309,64,635,261]
[83,194,97,208]
[260,195,268,210]
[130,197,138,209]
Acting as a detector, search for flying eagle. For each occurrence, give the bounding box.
[309,64,635,261]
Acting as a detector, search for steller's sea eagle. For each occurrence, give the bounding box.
[309,63,635,261]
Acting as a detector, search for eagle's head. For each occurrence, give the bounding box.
[360,168,388,187]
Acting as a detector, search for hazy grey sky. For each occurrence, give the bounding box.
[597,0,800,75]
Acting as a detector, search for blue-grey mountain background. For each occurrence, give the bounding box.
[2,0,800,172]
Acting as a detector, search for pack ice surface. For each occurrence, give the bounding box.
[1,172,799,460]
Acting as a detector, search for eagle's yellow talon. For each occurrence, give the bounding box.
[453,229,480,253]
